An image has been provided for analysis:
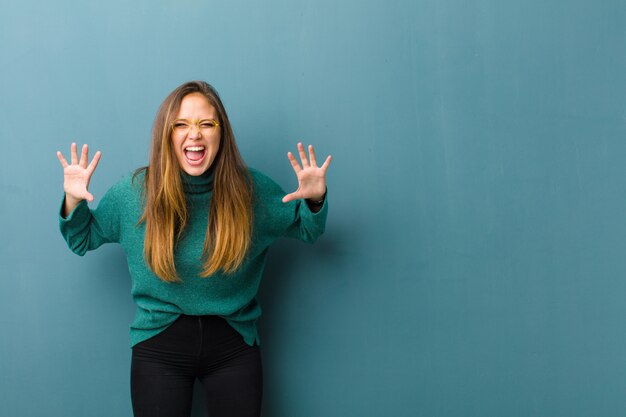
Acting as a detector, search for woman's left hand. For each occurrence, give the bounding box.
[282,143,332,203]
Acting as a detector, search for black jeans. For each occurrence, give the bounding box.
[131,315,262,417]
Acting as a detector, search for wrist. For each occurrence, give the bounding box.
[306,191,326,212]
[306,194,325,204]
[62,194,82,218]
[306,188,327,203]
[306,197,325,204]
[65,194,82,206]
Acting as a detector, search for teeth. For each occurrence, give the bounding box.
[185,146,205,151]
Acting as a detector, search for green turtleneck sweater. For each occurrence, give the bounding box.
[59,168,327,347]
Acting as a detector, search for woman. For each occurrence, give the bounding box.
[56,80,331,417]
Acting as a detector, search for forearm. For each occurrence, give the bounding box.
[282,195,328,243]
[59,196,120,255]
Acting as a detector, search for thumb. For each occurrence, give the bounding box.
[282,192,298,203]
[84,192,95,202]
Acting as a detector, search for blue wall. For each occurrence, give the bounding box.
[1,0,625,416]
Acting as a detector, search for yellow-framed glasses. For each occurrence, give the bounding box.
[171,118,220,136]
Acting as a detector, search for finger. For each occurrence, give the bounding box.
[320,155,332,172]
[297,142,309,168]
[308,144,318,167]
[84,191,95,203]
[287,152,302,174]
[70,142,78,165]
[79,144,89,168]
[56,151,69,169]
[87,151,102,174]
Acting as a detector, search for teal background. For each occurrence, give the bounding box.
[1,0,625,416]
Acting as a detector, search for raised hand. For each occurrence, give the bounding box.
[57,143,101,215]
[282,143,332,203]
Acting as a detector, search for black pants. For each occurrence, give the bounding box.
[131,315,262,417]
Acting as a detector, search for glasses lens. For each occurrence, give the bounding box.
[172,119,218,135]
[200,120,217,130]
[173,121,190,135]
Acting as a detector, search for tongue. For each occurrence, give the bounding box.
[186,150,204,161]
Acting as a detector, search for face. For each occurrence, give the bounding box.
[171,92,221,176]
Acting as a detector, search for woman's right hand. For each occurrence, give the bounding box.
[57,143,101,216]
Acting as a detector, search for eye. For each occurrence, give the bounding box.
[173,122,189,129]
[200,120,217,129]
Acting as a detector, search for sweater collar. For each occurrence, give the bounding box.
[180,168,214,195]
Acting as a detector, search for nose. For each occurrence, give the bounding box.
[187,123,202,139]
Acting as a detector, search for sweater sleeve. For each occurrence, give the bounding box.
[251,169,328,244]
[59,180,124,256]
[282,194,328,243]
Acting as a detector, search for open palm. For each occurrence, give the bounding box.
[282,143,332,203]
[57,143,101,204]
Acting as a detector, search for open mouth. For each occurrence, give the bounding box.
[184,145,207,165]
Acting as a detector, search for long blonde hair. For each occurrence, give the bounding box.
[136,81,253,282]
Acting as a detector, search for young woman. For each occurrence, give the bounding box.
[56,80,331,417]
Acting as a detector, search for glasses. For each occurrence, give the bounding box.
[171,119,220,136]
